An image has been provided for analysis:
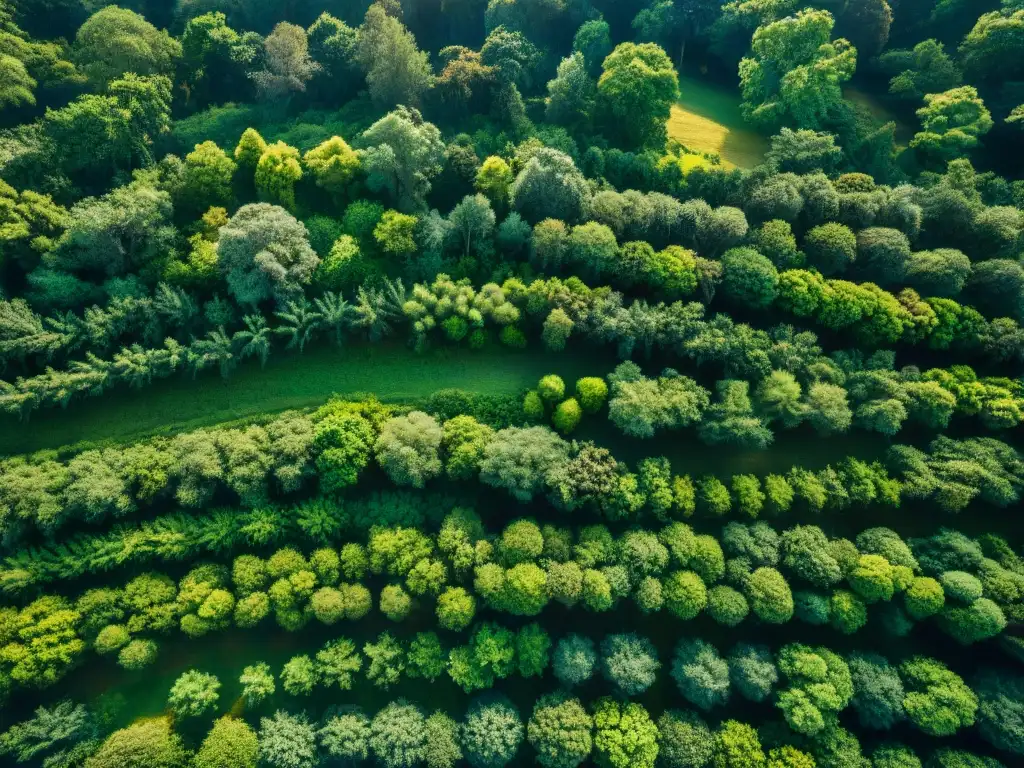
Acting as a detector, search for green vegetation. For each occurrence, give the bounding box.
[0,0,1022,766]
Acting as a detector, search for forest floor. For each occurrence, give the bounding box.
[2,344,598,455]
[667,74,769,168]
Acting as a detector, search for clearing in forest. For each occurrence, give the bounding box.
[667,74,768,169]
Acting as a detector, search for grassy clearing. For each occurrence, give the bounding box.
[1,344,599,456]
[667,74,768,169]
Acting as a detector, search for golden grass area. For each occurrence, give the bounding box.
[666,74,769,169]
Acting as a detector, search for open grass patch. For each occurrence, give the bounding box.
[667,74,768,169]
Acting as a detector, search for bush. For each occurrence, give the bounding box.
[553,399,583,433]
[538,375,566,403]
[576,378,609,413]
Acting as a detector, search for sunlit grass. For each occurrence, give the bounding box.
[666,74,768,169]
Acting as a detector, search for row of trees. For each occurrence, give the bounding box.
[156,630,1007,751]
[6,691,1015,768]
[1,386,1021,543]
[3,507,1019,693]
[4,261,1023,423]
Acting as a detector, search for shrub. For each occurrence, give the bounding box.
[538,375,566,403]
[576,378,609,413]
[553,399,583,433]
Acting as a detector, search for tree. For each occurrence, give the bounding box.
[597,43,679,148]
[546,53,596,131]
[553,634,597,687]
[592,698,658,768]
[911,87,993,167]
[370,700,428,768]
[721,247,779,308]
[281,654,318,695]
[0,700,98,768]
[216,203,318,306]
[728,644,778,703]
[905,249,970,297]
[73,6,180,88]
[879,39,961,101]
[573,19,612,77]
[194,717,258,768]
[178,12,258,108]
[461,695,524,768]
[258,712,317,768]
[600,633,661,696]
[303,137,361,201]
[479,426,570,502]
[359,106,445,212]
[375,412,442,488]
[511,149,591,224]
[959,10,1024,84]
[364,632,406,689]
[974,671,1024,756]
[632,0,721,68]
[608,364,709,439]
[698,380,773,450]
[766,128,843,175]
[776,643,853,736]
[739,9,856,132]
[168,670,220,719]
[746,567,794,623]
[848,652,906,731]
[527,693,593,768]
[475,157,514,210]
[48,181,175,280]
[239,663,275,705]
[836,0,891,58]
[900,657,977,737]
[85,717,186,768]
[251,23,319,102]
[181,141,236,216]
[354,3,433,108]
[672,638,731,711]
[656,710,714,768]
[713,720,765,768]
[425,712,461,768]
[449,194,496,258]
[255,141,303,210]
[319,710,371,765]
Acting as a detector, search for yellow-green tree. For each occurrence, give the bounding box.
[255,141,303,210]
